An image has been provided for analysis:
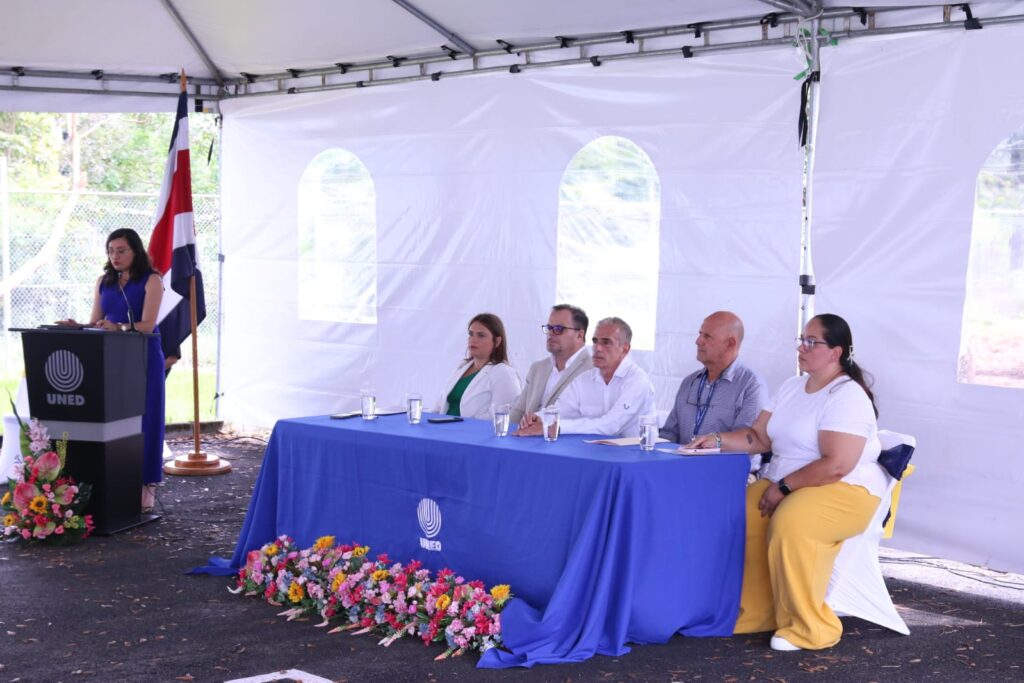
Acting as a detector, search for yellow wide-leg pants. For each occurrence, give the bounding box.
[734,478,879,649]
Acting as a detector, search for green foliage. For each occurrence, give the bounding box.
[0,111,220,194]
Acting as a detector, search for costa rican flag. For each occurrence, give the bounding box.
[148,90,206,356]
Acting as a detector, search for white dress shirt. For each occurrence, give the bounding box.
[542,346,589,405]
[556,356,655,437]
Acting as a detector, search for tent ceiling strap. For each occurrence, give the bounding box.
[390,0,477,56]
[158,0,225,88]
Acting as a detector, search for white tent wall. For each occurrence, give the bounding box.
[217,50,803,436]
[812,25,1024,572]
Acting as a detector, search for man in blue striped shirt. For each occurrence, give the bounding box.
[660,311,767,447]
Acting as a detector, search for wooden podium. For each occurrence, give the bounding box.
[17,327,159,534]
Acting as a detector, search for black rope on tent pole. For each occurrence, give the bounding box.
[689,23,705,38]
[852,7,868,26]
[681,46,694,59]
[11,66,25,77]
[798,70,820,148]
[621,30,635,44]
[799,274,816,295]
[958,4,983,30]
[240,72,257,84]
[387,56,406,68]
[497,39,515,54]
[287,69,302,79]
[555,36,573,49]
[509,64,522,74]
[440,45,459,60]
[91,69,104,80]
[335,63,350,75]
[356,81,366,88]
[760,13,779,29]
[590,56,602,67]
[431,72,442,82]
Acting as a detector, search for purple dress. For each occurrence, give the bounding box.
[99,273,165,484]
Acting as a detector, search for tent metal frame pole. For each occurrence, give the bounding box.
[390,0,477,56]
[159,0,226,88]
[4,10,1024,100]
[798,17,821,352]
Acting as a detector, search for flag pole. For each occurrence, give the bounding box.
[165,69,230,476]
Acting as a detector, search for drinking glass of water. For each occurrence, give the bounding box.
[407,392,423,424]
[492,403,511,437]
[541,406,560,442]
[360,388,377,421]
[639,414,658,451]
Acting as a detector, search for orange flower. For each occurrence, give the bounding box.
[435,594,452,612]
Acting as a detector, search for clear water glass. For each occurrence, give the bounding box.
[492,403,511,437]
[639,414,658,452]
[541,406,560,442]
[407,393,423,424]
[360,388,377,421]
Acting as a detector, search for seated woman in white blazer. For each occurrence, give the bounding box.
[435,312,522,420]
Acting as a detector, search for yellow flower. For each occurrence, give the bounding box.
[29,496,48,514]
[435,594,452,612]
[263,544,279,557]
[490,584,511,604]
[1,491,10,506]
[371,569,389,582]
[330,572,346,593]
[313,535,335,552]
[352,545,369,558]
[3,514,16,527]
[288,581,305,603]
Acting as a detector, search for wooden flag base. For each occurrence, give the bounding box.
[164,451,232,476]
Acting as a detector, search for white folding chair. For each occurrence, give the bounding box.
[824,429,915,635]
[0,379,30,481]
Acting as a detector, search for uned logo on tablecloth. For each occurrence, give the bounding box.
[417,498,442,551]
[44,349,86,405]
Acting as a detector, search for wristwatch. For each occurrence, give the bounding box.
[778,478,793,496]
[118,323,129,332]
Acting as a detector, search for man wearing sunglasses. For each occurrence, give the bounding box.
[661,311,767,448]
[510,304,593,427]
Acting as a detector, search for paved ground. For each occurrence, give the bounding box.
[1,433,1022,683]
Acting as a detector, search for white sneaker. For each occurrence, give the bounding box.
[770,635,802,651]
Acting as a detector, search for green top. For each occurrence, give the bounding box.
[445,370,479,416]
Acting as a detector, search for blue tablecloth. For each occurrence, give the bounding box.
[194,414,748,667]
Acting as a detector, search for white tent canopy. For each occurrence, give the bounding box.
[3,2,1024,574]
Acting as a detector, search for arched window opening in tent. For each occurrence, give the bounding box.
[958,127,1024,388]
[298,149,377,324]
[556,136,661,350]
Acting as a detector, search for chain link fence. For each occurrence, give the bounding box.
[1,190,219,396]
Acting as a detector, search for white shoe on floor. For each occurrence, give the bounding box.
[770,635,802,651]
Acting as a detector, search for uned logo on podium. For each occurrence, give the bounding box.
[44,349,85,406]
[417,497,442,551]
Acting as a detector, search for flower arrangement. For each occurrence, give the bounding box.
[1,417,94,543]
[232,536,512,660]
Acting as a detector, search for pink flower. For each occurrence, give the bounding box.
[33,451,62,482]
[13,482,39,511]
[55,526,65,535]
[21,529,31,539]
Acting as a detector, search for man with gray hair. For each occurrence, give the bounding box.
[516,316,654,438]
[662,310,767,447]
[510,304,593,427]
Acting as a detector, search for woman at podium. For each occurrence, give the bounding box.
[58,228,165,512]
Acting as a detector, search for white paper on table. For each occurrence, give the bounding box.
[585,436,671,447]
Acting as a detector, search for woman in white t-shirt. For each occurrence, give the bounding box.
[691,313,884,652]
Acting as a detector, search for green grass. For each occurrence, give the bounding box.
[0,368,217,436]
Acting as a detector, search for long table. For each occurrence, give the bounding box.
[196,413,749,668]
